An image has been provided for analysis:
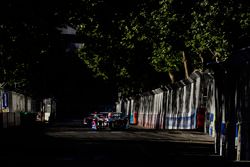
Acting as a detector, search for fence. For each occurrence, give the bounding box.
[210,47,250,161]
[0,89,56,128]
[116,47,250,161]
[116,71,216,131]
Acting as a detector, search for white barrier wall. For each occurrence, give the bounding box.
[203,73,216,137]
[9,91,25,112]
[153,91,164,129]
[163,75,201,129]
[0,90,56,128]
[117,71,214,130]
[43,98,57,122]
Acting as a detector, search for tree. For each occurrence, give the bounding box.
[77,0,167,95]
[187,0,250,67]
[0,0,64,92]
[76,0,249,95]
[0,0,84,96]
[2,0,248,97]
[118,0,250,83]
[149,0,195,82]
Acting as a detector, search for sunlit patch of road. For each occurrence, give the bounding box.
[45,128,214,144]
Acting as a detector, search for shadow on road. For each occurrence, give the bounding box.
[0,125,242,167]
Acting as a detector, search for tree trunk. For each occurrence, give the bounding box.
[199,53,204,70]
[182,51,189,79]
[168,71,175,84]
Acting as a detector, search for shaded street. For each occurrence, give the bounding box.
[1,1,250,166]
[0,120,238,167]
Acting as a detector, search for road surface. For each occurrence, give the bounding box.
[0,120,240,167]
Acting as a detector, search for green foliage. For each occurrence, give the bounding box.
[1,0,249,96]
[76,0,249,95]
[186,0,230,63]
[150,43,182,73]
[0,0,65,90]
[187,0,250,64]
[76,0,161,95]
[149,0,192,73]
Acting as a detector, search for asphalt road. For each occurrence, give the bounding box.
[0,121,238,167]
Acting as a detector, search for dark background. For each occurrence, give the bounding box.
[28,34,117,119]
